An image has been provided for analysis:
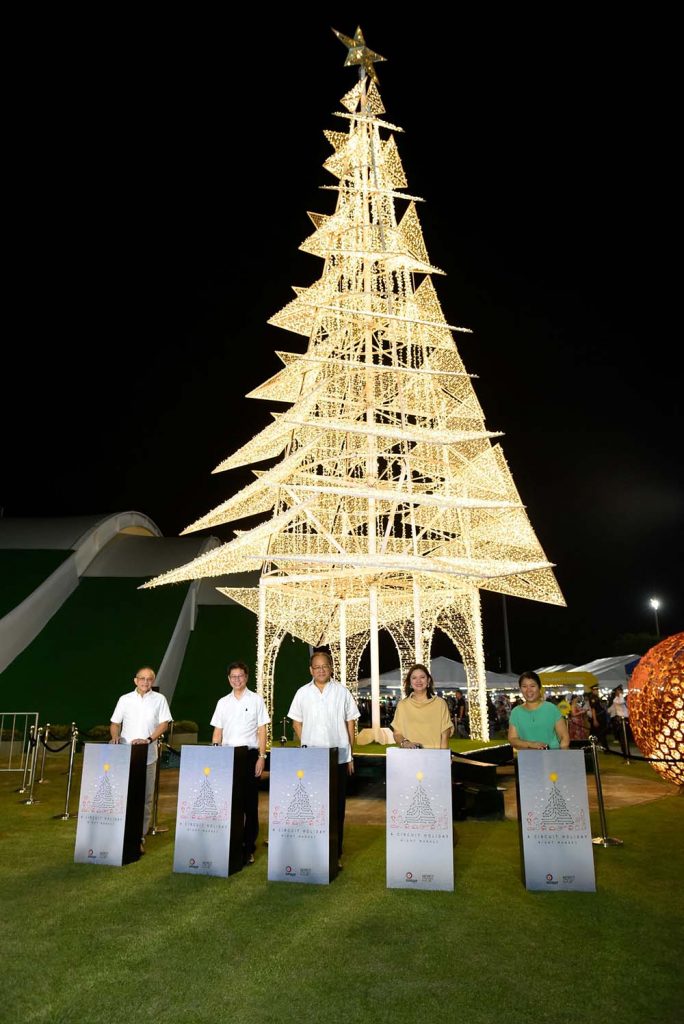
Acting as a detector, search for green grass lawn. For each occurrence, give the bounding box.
[1,752,682,1024]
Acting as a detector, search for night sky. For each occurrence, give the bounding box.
[5,13,681,670]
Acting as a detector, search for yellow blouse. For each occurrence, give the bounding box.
[391,695,453,749]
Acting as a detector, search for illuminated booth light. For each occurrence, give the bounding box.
[629,633,684,786]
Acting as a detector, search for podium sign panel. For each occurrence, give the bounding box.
[173,745,245,877]
[516,750,596,892]
[386,748,454,891]
[74,743,146,866]
[268,747,337,884]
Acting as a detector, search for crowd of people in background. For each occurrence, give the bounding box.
[357,681,632,749]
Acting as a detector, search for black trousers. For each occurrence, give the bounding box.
[243,749,260,855]
[612,717,631,758]
[337,762,348,858]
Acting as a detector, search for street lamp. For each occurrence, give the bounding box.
[649,598,661,637]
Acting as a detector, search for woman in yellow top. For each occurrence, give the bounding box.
[391,663,453,750]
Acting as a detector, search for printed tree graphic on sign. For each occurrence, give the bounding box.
[286,771,315,822]
[192,768,219,818]
[92,764,115,813]
[404,773,436,825]
[541,773,574,828]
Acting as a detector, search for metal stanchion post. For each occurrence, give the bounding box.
[620,717,631,764]
[64,722,77,773]
[20,728,43,805]
[18,725,35,793]
[590,735,622,847]
[150,738,168,835]
[55,726,79,820]
[280,717,288,744]
[38,723,50,784]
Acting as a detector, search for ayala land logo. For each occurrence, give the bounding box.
[186,856,212,871]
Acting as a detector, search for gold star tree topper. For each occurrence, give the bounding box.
[333,26,386,83]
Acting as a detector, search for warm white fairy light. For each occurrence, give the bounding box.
[144,35,564,741]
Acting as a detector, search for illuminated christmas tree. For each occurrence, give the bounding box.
[144,28,564,740]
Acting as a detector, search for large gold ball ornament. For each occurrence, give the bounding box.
[628,632,684,785]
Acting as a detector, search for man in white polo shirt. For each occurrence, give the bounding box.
[288,649,360,867]
[210,661,270,865]
[110,666,172,852]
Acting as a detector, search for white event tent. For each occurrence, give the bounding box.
[356,656,519,693]
[356,654,641,696]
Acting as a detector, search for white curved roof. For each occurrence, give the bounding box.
[0,514,160,550]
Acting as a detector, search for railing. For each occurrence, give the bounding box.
[0,711,39,774]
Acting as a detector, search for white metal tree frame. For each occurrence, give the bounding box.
[144,29,565,741]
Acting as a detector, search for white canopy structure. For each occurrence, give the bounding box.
[569,655,640,683]
[357,656,518,691]
[357,654,642,695]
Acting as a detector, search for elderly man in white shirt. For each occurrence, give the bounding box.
[110,666,171,852]
[210,661,270,865]
[288,650,360,867]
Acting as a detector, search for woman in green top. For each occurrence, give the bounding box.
[508,671,570,750]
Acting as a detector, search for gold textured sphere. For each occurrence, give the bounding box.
[628,632,684,786]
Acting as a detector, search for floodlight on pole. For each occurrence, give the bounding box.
[649,598,661,637]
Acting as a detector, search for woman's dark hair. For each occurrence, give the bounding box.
[403,663,435,699]
[518,670,542,690]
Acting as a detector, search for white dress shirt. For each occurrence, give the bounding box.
[210,690,270,748]
[288,680,360,764]
[110,689,172,765]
